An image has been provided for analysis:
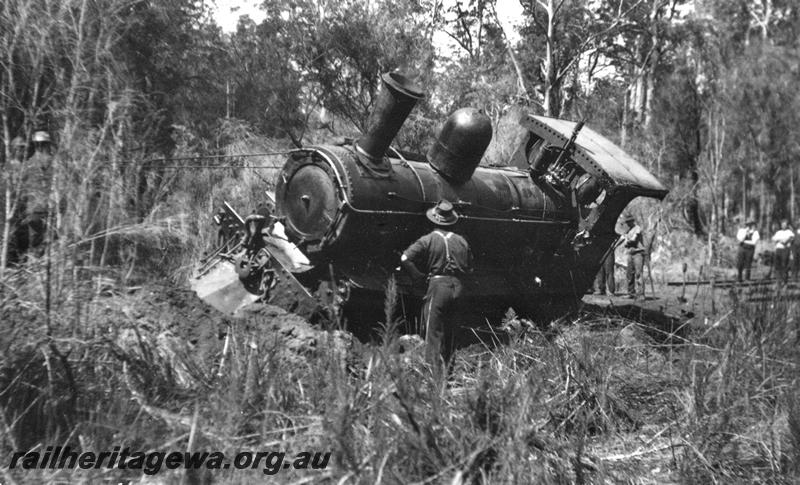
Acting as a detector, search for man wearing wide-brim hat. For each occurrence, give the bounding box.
[622,214,645,298]
[400,200,473,370]
[736,218,759,281]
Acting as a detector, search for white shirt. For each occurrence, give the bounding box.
[772,229,794,249]
[736,227,759,247]
[623,225,644,253]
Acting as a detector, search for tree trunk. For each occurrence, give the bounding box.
[766,187,773,232]
[759,178,766,229]
[741,169,747,220]
[643,0,663,129]
[621,89,630,148]
[687,165,704,236]
[560,68,579,117]
[708,206,716,264]
[722,190,728,234]
[542,0,557,116]
[791,164,795,222]
[1,113,11,275]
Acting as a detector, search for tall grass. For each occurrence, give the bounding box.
[2,256,799,483]
[2,123,798,482]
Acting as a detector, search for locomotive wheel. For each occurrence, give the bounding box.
[235,254,263,293]
[234,254,251,279]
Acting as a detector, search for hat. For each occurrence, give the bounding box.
[11,136,25,147]
[745,218,756,225]
[624,214,635,224]
[426,200,458,226]
[32,131,50,143]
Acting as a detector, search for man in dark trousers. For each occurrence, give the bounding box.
[622,214,645,299]
[793,219,800,280]
[401,200,472,371]
[12,131,53,258]
[735,218,759,281]
[771,219,794,285]
[594,245,617,296]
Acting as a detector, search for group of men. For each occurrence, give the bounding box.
[736,217,800,283]
[400,201,649,371]
[594,214,648,299]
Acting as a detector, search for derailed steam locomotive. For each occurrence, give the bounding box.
[193,72,667,331]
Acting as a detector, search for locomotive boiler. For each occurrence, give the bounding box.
[194,72,668,330]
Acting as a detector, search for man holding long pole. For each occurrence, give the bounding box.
[622,214,645,299]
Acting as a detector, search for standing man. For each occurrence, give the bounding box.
[401,200,472,370]
[622,214,645,299]
[20,131,54,254]
[771,219,794,284]
[792,220,800,280]
[735,218,759,281]
[594,242,617,296]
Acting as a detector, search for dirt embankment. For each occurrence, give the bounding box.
[107,285,353,372]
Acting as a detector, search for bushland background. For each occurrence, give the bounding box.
[1,1,799,483]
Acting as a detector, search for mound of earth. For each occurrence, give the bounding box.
[104,284,353,380]
[235,302,354,366]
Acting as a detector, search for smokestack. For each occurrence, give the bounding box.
[355,72,424,165]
